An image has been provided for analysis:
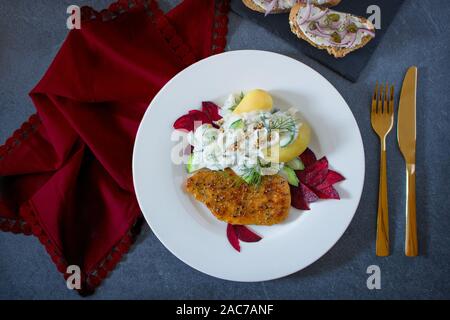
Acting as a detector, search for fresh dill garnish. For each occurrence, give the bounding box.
[269,117,296,133]
[241,166,262,186]
[258,157,272,168]
[229,92,245,112]
[239,154,277,186]
[231,176,244,188]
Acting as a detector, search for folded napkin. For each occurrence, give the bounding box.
[0,0,230,295]
[231,0,404,82]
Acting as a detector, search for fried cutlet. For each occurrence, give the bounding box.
[186,169,291,225]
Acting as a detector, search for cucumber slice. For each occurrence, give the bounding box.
[230,119,244,129]
[279,166,299,187]
[280,131,295,147]
[186,154,202,174]
[286,158,304,171]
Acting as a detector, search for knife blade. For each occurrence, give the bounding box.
[398,67,417,163]
[398,66,418,257]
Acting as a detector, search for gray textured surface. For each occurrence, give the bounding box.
[0,0,449,300]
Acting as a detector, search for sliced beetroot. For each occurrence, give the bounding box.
[313,186,340,200]
[291,148,345,209]
[299,148,317,167]
[233,225,262,243]
[290,185,310,210]
[202,102,222,121]
[188,110,212,124]
[301,182,319,203]
[315,170,345,190]
[297,157,329,187]
[227,224,240,252]
[174,109,215,132]
[173,114,195,132]
[309,157,328,172]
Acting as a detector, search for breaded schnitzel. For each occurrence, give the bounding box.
[186,169,291,225]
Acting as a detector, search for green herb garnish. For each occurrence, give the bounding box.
[241,167,262,186]
[229,92,245,112]
[269,117,296,133]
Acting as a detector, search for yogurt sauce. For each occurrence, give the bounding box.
[187,93,303,178]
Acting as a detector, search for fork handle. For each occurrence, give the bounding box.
[376,139,389,256]
[405,163,418,257]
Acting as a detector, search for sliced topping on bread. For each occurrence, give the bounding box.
[243,0,297,15]
[289,2,375,58]
[243,0,340,15]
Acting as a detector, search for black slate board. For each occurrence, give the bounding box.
[231,0,404,82]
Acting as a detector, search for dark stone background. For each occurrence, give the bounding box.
[0,0,449,299]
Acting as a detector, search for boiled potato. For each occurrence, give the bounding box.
[278,122,311,163]
[263,122,311,163]
[233,89,273,114]
[235,89,311,163]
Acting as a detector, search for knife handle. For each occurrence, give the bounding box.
[376,139,389,256]
[405,163,418,257]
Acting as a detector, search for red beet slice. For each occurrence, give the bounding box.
[174,108,216,132]
[297,157,329,187]
[299,148,317,167]
[315,170,345,190]
[173,114,195,132]
[227,224,240,252]
[233,225,262,243]
[291,148,344,208]
[313,186,340,200]
[290,185,310,210]
[301,182,319,203]
[202,102,222,121]
[188,110,212,124]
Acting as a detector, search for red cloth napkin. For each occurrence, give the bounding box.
[0,0,230,294]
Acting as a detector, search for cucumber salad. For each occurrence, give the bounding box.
[186,91,309,187]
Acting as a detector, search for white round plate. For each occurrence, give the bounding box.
[133,50,365,282]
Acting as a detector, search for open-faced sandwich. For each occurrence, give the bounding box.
[242,0,341,15]
[173,89,345,251]
[289,1,375,58]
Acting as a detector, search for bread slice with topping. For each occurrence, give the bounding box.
[242,0,341,15]
[289,2,375,58]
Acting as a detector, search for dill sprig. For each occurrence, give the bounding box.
[241,166,262,186]
[229,92,245,112]
[269,117,296,133]
[241,157,275,186]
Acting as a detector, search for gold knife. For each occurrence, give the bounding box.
[397,66,418,257]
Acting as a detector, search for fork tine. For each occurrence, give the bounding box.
[383,83,389,114]
[389,85,395,114]
[372,82,378,113]
[378,83,383,113]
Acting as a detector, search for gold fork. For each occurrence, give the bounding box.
[371,83,395,257]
